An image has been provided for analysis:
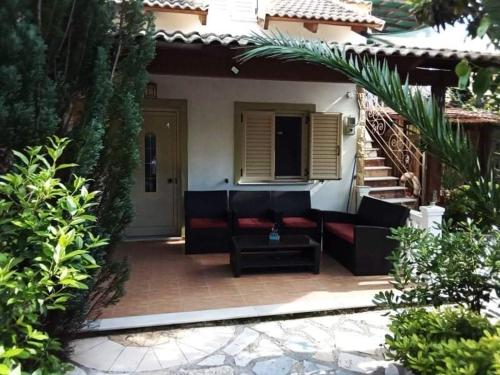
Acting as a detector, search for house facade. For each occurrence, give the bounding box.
[124,0,498,238]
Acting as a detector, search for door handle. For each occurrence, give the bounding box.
[167,178,173,184]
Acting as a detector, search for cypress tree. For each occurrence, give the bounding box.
[0,0,156,347]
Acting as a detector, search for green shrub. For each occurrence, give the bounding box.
[374,221,500,312]
[386,308,500,375]
[0,138,107,374]
[444,185,478,224]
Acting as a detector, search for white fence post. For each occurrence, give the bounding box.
[420,204,446,236]
[407,204,445,235]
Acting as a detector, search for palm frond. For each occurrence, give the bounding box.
[238,32,499,226]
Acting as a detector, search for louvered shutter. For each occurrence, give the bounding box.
[242,111,275,181]
[309,113,342,180]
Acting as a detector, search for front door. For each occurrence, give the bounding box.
[127,111,179,237]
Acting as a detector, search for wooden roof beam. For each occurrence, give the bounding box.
[263,15,382,31]
[303,22,319,33]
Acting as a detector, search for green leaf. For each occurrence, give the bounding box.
[458,70,470,89]
[65,196,78,215]
[472,69,493,97]
[477,16,491,38]
[0,364,9,375]
[12,150,29,166]
[29,331,48,341]
[2,348,24,358]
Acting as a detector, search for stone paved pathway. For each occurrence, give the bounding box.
[69,310,411,375]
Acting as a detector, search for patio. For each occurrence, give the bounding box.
[97,239,393,321]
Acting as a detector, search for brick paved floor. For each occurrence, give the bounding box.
[98,240,392,319]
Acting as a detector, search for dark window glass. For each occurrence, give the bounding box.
[145,133,157,192]
[275,116,302,177]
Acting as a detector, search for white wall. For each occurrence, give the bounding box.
[153,74,359,211]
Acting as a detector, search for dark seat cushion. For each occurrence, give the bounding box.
[283,216,317,229]
[190,218,229,230]
[325,222,355,244]
[237,218,274,229]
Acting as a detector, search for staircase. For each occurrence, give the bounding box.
[363,136,419,208]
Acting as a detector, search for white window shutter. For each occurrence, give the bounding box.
[309,113,342,180]
[242,111,275,181]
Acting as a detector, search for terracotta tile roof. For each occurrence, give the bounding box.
[153,30,500,65]
[265,0,385,30]
[140,0,208,11]
[372,106,500,125]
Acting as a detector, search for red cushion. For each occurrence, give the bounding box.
[325,222,355,244]
[190,218,228,229]
[237,218,274,229]
[283,216,317,229]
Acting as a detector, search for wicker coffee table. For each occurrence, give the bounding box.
[231,235,320,277]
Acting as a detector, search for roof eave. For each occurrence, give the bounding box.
[263,14,385,31]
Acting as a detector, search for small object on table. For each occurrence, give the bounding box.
[231,235,320,277]
[269,223,280,242]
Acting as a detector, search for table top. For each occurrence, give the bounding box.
[232,235,319,249]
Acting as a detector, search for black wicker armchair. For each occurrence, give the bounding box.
[185,190,230,254]
[323,196,410,276]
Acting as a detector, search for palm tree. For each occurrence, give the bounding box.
[238,33,499,227]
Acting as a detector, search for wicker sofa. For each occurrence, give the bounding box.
[323,196,410,276]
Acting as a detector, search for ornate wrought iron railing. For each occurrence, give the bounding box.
[365,97,424,199]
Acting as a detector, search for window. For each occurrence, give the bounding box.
[275,116,303,178]
[235,103,343,184]
[144,132,157,192]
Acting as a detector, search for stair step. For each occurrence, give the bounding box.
[365,148,380,152]
[368,186,406,192]
[365,166,391,170]
[365,157,385,161]
[364,156,386,166]
[365,165,392,177]
[383,197,418,204]
[364,176,399,181]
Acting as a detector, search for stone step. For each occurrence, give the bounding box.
[383,197,419,205]
[369,186,408,199]
[365,166,392,177]
[364,157,385,166]
[368,186,407,192]
[364,176,400,187]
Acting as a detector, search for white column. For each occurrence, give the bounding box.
[420,204,445,236]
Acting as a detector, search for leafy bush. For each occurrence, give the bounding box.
[386,308,500,375]
[0,138,107,374]
[374,221,500,312]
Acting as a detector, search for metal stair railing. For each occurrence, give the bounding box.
[365,103,423,201]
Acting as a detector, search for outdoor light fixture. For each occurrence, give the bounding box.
[231,66,240,75]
